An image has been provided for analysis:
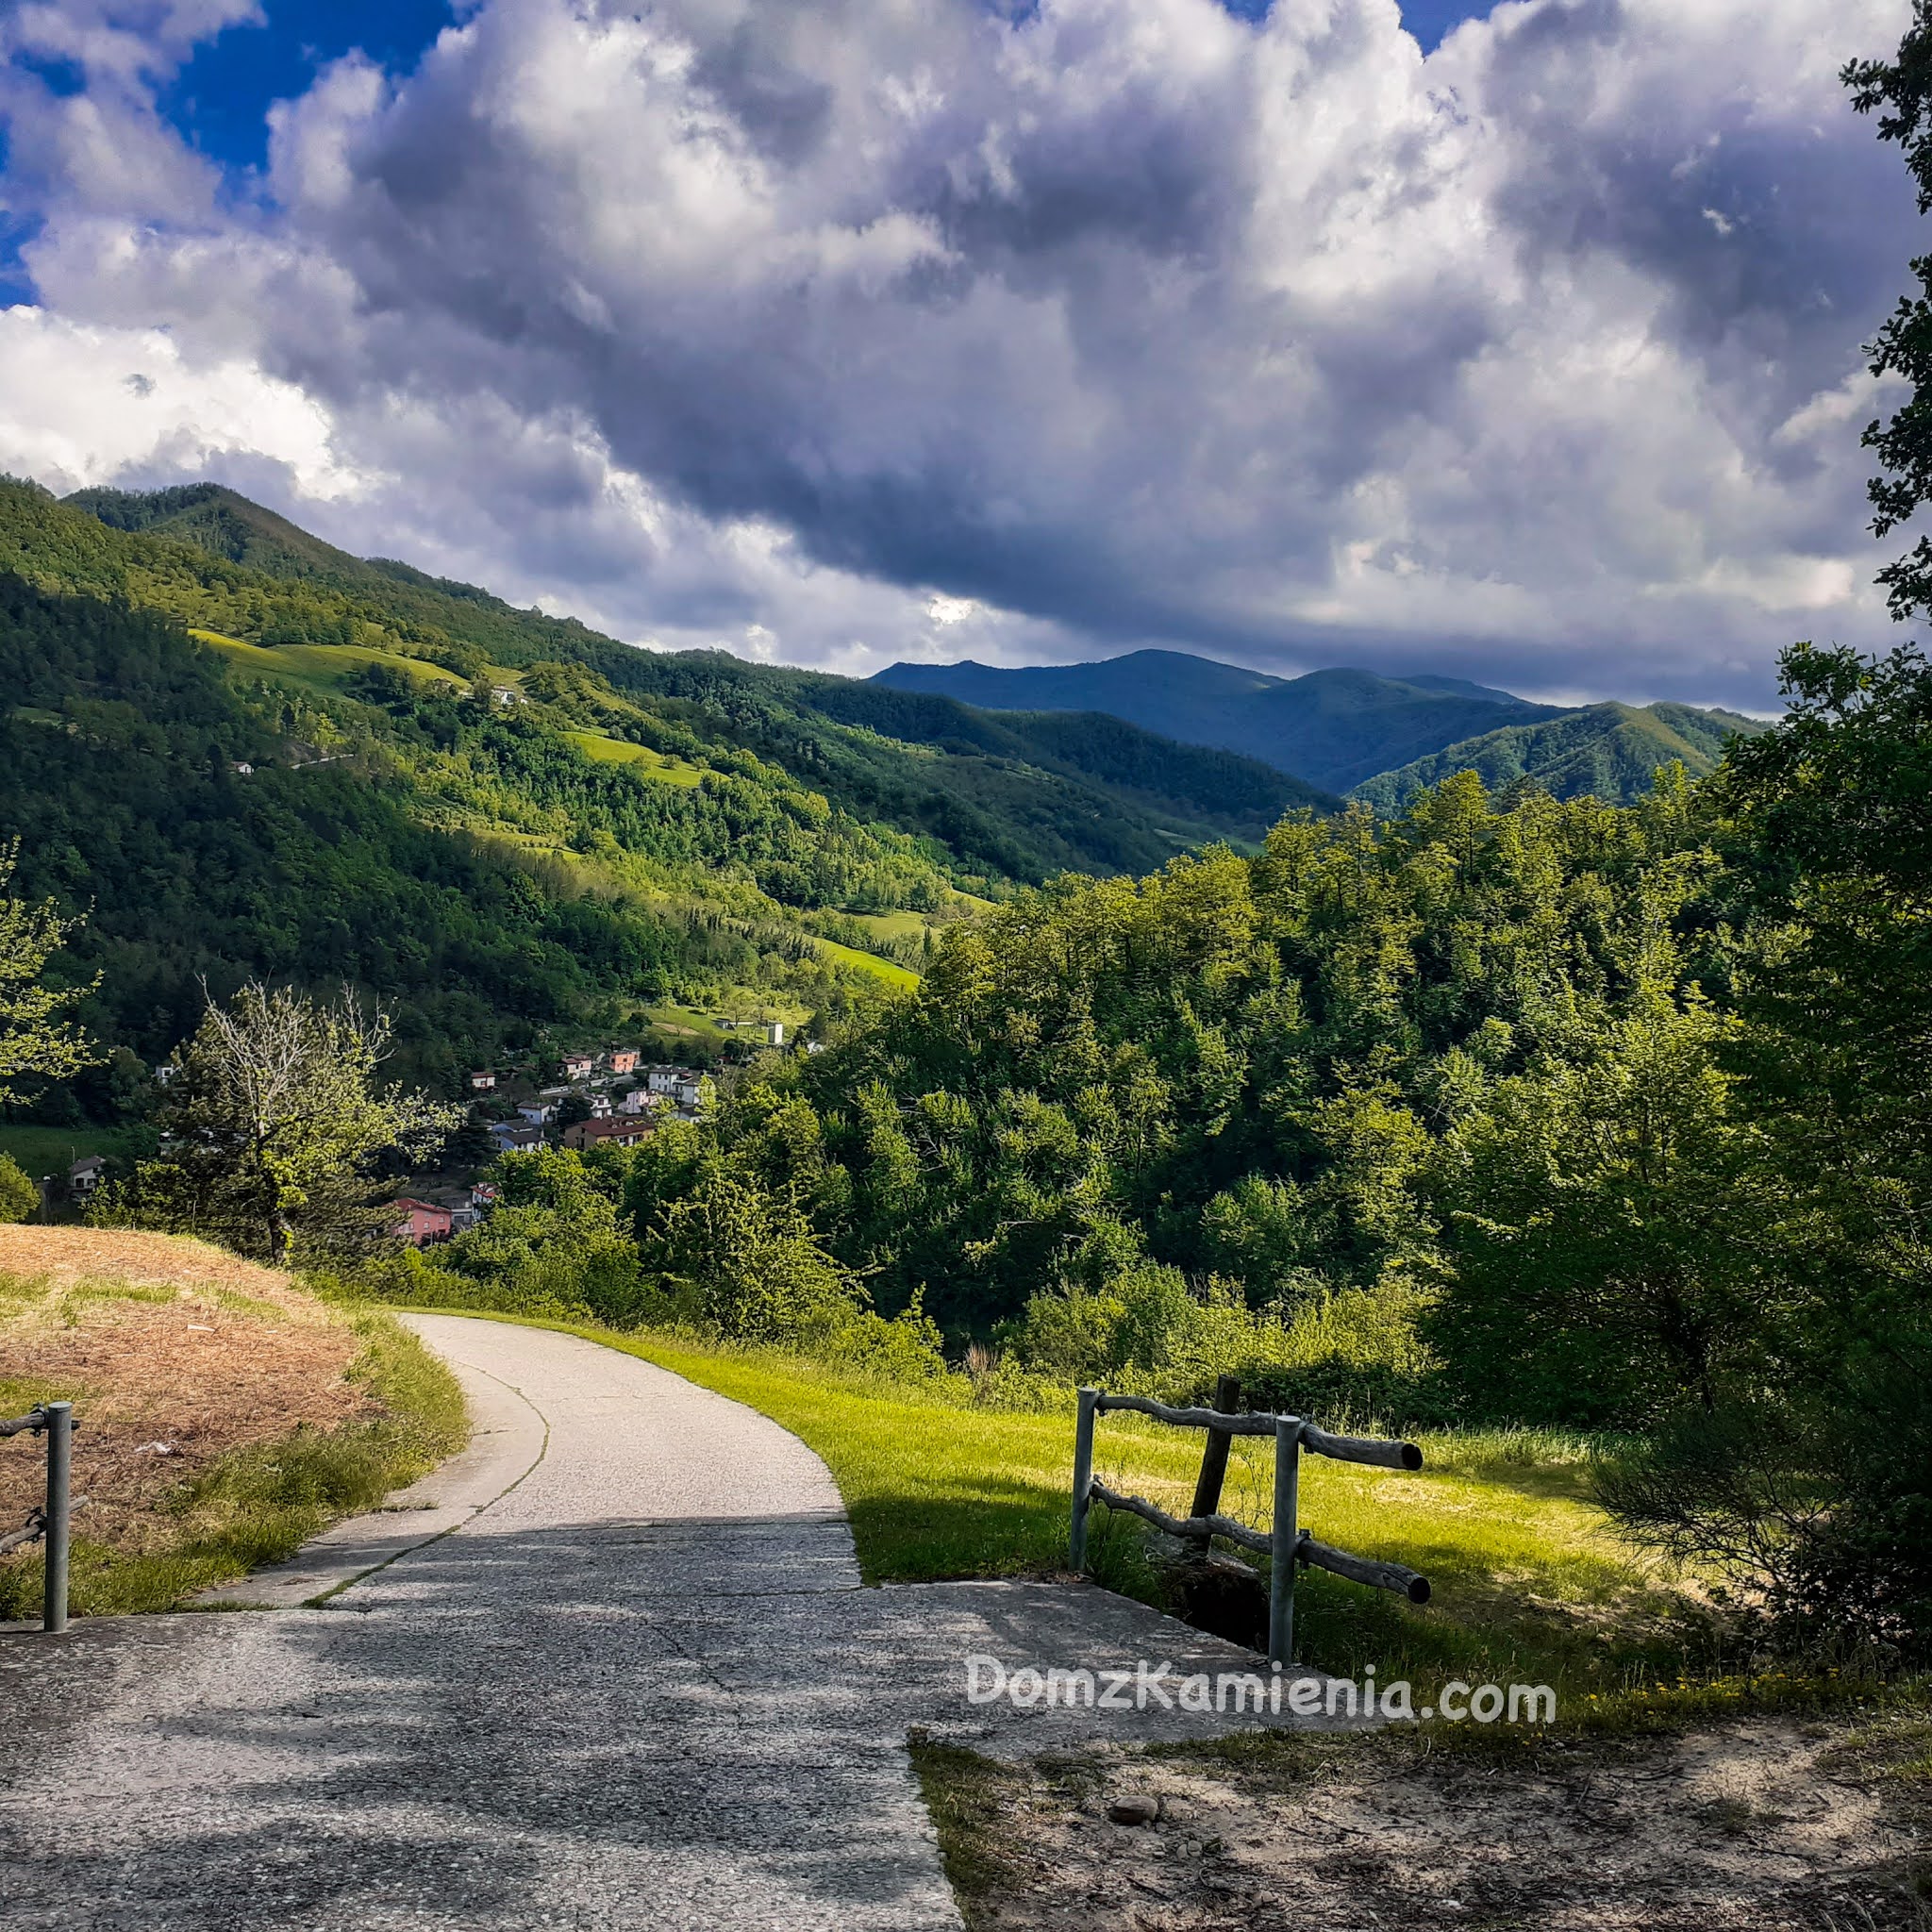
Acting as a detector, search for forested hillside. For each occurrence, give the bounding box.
[30,483,1334,879]
[1350,700,1770,810]
[0,475,1340,1123]
[0,575,846,1096]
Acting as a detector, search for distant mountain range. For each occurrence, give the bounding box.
[872,650,1769,804]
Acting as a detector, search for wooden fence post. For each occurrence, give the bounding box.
[1070,1387,1099,1573]
[1269,1415,1301,1668]
[1188,1374,1241,1525]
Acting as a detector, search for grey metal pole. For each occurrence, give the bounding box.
[1268,1415,1301,1668]
[1070,1387,1099,1572]
[43,1400,72,1635]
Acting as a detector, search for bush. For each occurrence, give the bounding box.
[1596,1359,1932,1663]
[0,1153,37,1223]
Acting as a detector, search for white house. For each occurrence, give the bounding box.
[69,1155,108,1196]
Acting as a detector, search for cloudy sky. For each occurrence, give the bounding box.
[0,0,1919,708]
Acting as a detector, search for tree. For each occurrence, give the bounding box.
[1845,8,1932,622]
[0,838,95,1101]
[0,1152,38,1223]
[109,983,459,1265]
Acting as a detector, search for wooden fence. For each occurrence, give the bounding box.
[1070,1377,1428,1666]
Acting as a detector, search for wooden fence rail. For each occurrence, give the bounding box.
[1071,1380,1428,1666]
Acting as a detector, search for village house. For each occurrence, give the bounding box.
[489,1121,544,1154]
[589,1091,612,1118]
[517,1100,557,1126]
[763,1021,785,1046]
[614,1087,655,1115]
[562,1116,655,1151]
[608,1048,641,1075]
[68,1155,108,1198]
[469,1181,500,1211]
[393,1198,454,1245]
[469,1071,496,1091]
[644,1065,696,1095]
[562,1053,597,1081]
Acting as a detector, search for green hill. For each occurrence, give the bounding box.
[31,483,1335,881]
[0,476,1341,1115]
[1348,701,1772,811]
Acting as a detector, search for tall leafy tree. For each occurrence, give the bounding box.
[108,983,459,1264]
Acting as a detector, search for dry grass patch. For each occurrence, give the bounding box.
[0,1227,464,1615]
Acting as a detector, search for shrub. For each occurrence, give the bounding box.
[0,1153,37,1223]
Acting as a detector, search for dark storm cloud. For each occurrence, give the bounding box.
[2,0,1920,705]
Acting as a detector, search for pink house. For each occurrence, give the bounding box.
[393,1198,455,1245]
[609,1048,641,1074]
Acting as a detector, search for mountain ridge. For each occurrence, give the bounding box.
[872,649,1566,792]
[873,649,1765,802]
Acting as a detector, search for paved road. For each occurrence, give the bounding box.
[1,1315,1354,1930]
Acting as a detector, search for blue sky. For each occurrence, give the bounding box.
[0,0,1912,709]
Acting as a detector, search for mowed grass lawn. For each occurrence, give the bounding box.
[423,1311,1691,1699]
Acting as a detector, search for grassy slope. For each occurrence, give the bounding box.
[408,1309,1690,1699]
[0,1124,149,1177]
[0,1231,466,1616]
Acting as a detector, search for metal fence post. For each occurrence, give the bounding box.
[1268,1415,1301,1668]
[43,1401,71,1635]
[1070,1387,1099,1573]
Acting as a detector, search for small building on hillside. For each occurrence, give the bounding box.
[489,1121,544,1154]
[763,1021,785,1047]
[589,1091,612,1118]
[608,1047,641,1075]
[469,1181,501,1211]
[645,1066,696,1095]
[469,1071,497,1091]
[614,1087,655,1115]
[393,1198,454,1245]
[68,1155,108,1198]
[563,1116,655,1152]
[562,1053,597,1081]
[517,1101,557,1126]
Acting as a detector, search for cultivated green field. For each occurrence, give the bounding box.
[562,729,707,786]
[811,936,921,989]
[0,1124,148,1179]
[192,630,473,691]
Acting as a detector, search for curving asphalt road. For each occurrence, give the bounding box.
[0,1313,1355,1930]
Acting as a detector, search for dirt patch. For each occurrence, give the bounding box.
[0,1226,373,1555]
[920,1716,1931,1931]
